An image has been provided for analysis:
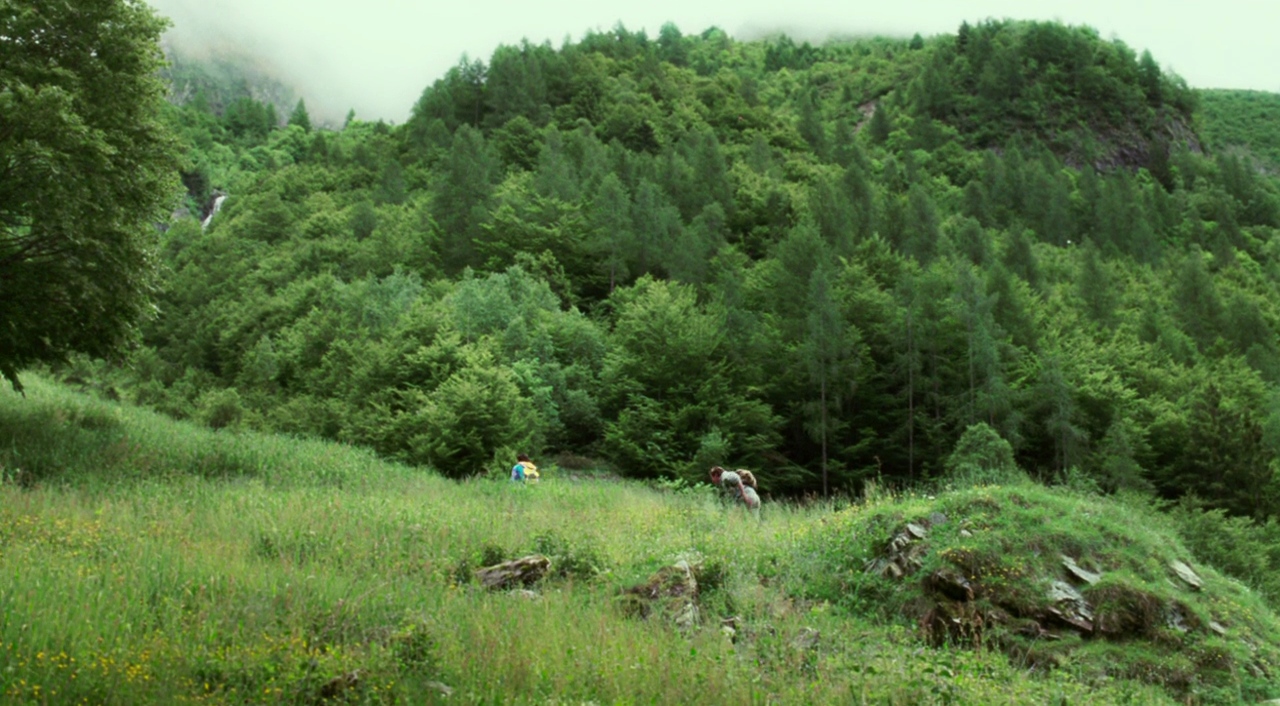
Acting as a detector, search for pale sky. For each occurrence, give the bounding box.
[146,0,1280,124]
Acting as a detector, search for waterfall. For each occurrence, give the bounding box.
[201,194,227,229]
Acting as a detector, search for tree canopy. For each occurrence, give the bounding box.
[0,0,181,390]
[42,18,1280,522]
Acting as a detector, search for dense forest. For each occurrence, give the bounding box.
[88,19,1280,518]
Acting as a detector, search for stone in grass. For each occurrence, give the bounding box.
[792,627,821,651]
[1045,579,1094,634]
[1060,555,1102,585]
[619,558,701,629]
[925,566,974,602]
[475,555,551,590]
[424,680,455,695]
[1169,560,1203,591]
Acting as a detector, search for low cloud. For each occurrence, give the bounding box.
[146,0,1280,124]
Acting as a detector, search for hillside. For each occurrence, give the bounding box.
[1199,89,1280,173]
[58,19,1280,523]
[3,378,1279,703]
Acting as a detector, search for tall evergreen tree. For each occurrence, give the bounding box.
[434,125,499,273]
[590,174,634,292]
[631,180,682,278]
[288,99,312,132]
[797,87,827,159]
[803,261,854,496]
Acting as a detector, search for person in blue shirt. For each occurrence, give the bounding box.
[511,453,539,483]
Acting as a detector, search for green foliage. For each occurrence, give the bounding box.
[1199,89,1280,173]
[943,423,1023,486]
[0,0,182,390]
[36,14,1280,518]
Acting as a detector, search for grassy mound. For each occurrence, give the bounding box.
[791,483,1280,703]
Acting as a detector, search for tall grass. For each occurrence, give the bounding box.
[0,378,1183,703]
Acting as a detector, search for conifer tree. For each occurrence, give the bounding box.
[1000,229,1040,289]
[534,130,582,202]
[844,159,876,243]
[904,184,941,263]
[288,99,312,132]
[668,204,726,285]
[1077,240,1116,327]
[1037,352,1087,476]
[810,172,855,257]
[1172,249,1224,349]
[434,125,499,272]
[867,102,892,145]
[803,260,854,497]
[797,87,827,160]
[631,180,682,278]
[894,276,925,480]
[590,174,633,292]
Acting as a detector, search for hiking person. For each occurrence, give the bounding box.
[512,453,540,483]
[710,466,761,513]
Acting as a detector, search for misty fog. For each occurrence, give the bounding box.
[146,0,1280,123]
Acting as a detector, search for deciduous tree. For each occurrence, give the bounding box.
[0,0,182,390]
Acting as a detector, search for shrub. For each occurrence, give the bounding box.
[942,422,1025,486]
[196,387,245,430]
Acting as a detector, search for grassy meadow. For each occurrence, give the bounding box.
[0,376,1254,704]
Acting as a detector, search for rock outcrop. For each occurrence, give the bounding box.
[475,554,551,590]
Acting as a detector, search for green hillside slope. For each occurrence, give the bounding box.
[1199,88,1280,172]
[3,379,1278,703]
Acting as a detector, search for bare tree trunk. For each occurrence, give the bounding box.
[821,374,829,498]
[907,305,915,482]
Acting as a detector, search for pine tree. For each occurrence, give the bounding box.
[867,102,892,145]
[797,87,827,160]
[590,174,633,292]
[844,159,876,243]
[894,276,925,480]
[1038,352,1087,476]
[810,171,855,257]
[1172,249,1224,349]
[631,180,682,278]
[668,203,726,285]
[288,99,312,132]
[1138,50,1162,106]
[534,130,582,202]
[1000,229,1040,289]
[904,184,941,263]
[434,125,499,273]
[951,216,990,266]
[955,263,1009,432]
[803,261,855,497]
[1077,241,1116,327]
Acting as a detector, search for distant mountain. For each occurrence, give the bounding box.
[161,43,296,118]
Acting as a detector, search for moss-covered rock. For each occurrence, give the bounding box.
[791,482,1280,702]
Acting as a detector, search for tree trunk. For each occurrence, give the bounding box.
[821,374,829,498]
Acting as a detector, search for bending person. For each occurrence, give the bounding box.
[710,466,761,513]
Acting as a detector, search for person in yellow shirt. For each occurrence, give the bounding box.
[512,453,540,483]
